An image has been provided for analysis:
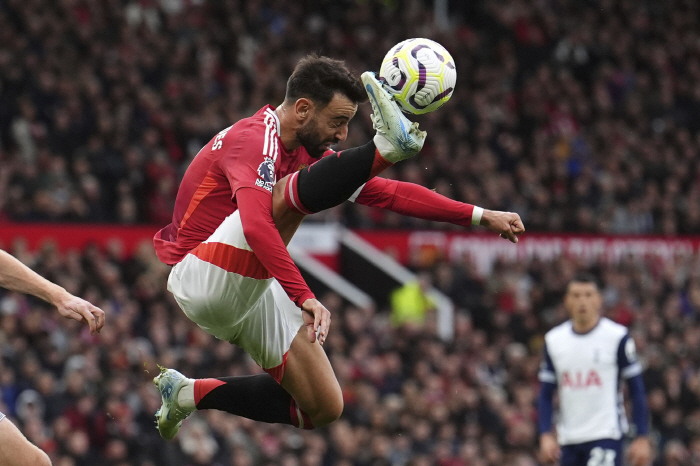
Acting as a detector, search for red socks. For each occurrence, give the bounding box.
[194,379,226,406]
[193,375,314,430]
[369,150,394,178]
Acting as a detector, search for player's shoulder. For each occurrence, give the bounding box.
[544,320,573,343]
[544,320,574,349]
[596,317,629,339]
[214,106,277,140]
[210,106,281,157]
[235,105,280,138]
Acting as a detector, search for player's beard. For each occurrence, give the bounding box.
[296,118,335,159]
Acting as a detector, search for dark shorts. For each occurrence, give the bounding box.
[561,439,623,466]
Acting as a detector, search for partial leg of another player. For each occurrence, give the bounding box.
[0,417,52,466]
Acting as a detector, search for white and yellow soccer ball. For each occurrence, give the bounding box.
[379,38,457,115]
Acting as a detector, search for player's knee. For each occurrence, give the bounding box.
[23,447,51,466]
[309,394,343,427]
[38,450,52,466]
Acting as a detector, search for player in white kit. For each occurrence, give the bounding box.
[538,273,652,466]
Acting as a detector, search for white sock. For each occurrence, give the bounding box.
[177,379,196,410]
[374,134,404,163]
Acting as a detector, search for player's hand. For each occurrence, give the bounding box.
[627,436,653,466]
[301,298,331,345]
[539,433,560,464]
[54,292,105,335]
[480,209,525,243]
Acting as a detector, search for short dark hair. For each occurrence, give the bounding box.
[285,54,366,108]
[568,272,599,290]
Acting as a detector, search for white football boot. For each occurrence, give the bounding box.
[361,71,426,163]
[153,366,194,440]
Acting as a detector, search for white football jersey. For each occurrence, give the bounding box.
[539,317,642,445]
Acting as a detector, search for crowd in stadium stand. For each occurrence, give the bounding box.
[1,240,699,466]
[2,0,700,465]
[0,0,699,233]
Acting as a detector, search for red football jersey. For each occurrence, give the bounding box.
[154,105,317,266]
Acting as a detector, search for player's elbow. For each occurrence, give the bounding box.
[37,451,52,466]
[21,448,52,466]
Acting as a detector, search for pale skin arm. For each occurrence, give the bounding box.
[627,436,653,466]
[539,432,560,463]
[0,249,104,334]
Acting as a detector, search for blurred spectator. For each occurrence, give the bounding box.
[1,0,700,465]
[389,273,435,327]
[0,236,697,464]
[0,0,697,234]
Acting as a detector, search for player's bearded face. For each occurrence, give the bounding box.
[297,117,337,159]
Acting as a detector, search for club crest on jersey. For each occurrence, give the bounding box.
[256,158,276,192]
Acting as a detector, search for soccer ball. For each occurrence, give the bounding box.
[379,38,457,115]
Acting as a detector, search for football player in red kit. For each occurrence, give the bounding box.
[153,55,524,439]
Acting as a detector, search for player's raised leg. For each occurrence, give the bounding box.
[282,71,426,215]
[278,323,343,426]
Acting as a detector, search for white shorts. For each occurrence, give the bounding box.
[167,210,304,382]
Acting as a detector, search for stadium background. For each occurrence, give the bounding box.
[1,0,699,465]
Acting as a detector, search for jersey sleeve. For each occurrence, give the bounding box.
[218,118,280,197]
[617,334,643,379]
[213,118,315,307]
[538,342,557,384]
[352,178,476,227]
[537,343,557,434]
[619,334,649,435]
[236,188,315,307]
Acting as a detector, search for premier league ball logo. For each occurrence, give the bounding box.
[255,159,276,192]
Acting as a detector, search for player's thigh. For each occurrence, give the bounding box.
[229,280,303,374]
[0,417,51,466]
[169,255,273,338]
[280,328,343,425]
[226,279,342,424]
[272,174,305,246]
[168,210,275,336]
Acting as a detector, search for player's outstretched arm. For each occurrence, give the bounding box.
[354,177,525,243]
[0,249,104,334]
